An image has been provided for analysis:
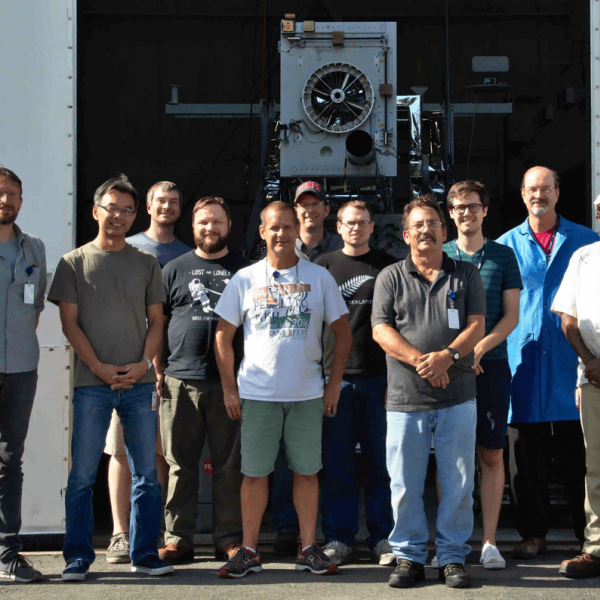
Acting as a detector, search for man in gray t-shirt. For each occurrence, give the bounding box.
[48,175,173,580]
[372,195,485,590]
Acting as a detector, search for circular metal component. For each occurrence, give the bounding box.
[302,62,374,133]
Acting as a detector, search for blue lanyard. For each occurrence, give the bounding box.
[455,239,486,271]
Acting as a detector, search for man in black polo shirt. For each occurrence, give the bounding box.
[372,195,485,589]
[315,200,395,566]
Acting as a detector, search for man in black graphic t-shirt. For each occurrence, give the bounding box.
[158,197,248,563]
[315,200,396,567]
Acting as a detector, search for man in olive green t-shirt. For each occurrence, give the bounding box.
[47,175,173,581]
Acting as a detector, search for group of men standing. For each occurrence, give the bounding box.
[1,163,600,588]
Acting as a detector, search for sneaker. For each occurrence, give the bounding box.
[439,563,472,588]
[322,540,355,565]
[0,554,42,583]
[372,539,395,566]
[131,554,174,576]
[559,553,600,579]
[480,543,506,570]
[62,559,90,582]
[106,532,130,564]
[388,559,425,588]
[296,544,338,575]
[431,555,439,568]
[159,542,194,564]
[273,532,298,557]
[218,547,263,579]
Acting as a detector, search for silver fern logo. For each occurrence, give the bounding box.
[339,275,374,299]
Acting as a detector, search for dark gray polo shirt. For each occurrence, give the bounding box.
[372,252,486,412]
[295,229,344,262]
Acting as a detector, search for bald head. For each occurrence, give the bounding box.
[521,166,559,191]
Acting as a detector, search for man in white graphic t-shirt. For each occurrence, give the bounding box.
[214,201,352,579]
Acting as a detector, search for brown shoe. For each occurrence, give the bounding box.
[559,553,600,579]
[512,537,547,560]
[215,542,241,561]
[158,543,194,564]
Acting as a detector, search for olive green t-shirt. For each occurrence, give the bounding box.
[48,242,165,387]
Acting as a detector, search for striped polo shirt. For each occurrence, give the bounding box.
[443,239,523,360]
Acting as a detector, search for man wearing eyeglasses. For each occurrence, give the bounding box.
[48,176,174,581]
[443,181,522,570]
[0,167,46,584]
[372,195,486,589]
[315,200,396,567]
[497,166,599,560]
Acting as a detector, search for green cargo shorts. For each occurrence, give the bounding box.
[240,397,324,477]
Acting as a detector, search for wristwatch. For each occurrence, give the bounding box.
[142,357,153,372]
[446,347,460,362]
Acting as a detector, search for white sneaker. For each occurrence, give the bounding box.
[322,540,354,565]
[431,555,439,568]
[480,543,506,570]
[372,540,395,566]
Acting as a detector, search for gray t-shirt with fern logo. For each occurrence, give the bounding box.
[315,249,397,376]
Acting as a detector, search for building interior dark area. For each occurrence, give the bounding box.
[77,0,594,255]
[74,0,587,534]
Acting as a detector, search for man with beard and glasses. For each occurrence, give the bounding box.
[497,166,599,560]
[104,181,190,565]
[372,195,485,589]
[0,167,46,584]
[157,197,247,564]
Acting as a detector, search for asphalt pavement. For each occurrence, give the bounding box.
[3,542,599,600]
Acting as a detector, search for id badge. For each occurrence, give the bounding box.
[266,286,280,307]
[151,390,158,411]
[24,284,35,304]
[448,308,460,329]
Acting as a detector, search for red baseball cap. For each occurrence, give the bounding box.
[294,181,326,204]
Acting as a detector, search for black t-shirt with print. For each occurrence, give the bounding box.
[162,251,249,380]
[315,248,397,376]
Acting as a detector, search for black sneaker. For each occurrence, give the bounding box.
[218,547,263,579]
[106,532,130,564]
[0,554,42,583]
[388,559,425,588]
[295,544,338,575]
[439,563,472,588]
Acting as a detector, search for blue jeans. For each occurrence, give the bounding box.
[272,447,299,534]
[321,374,392,550]
[386,399,476,566]
[63,383,161,565]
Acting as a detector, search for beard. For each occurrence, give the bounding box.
[0,210,17,225]
[531,203,549,216]
[194,231,229,254]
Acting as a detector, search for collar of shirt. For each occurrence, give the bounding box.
[404,251,456,275]
[296,228,331,254]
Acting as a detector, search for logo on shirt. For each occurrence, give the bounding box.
[253,283,312,339]
[189,277,230,314]
[339,275,374,299]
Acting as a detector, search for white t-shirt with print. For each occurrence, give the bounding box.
[552,241,600,386]
[214,257,348,401]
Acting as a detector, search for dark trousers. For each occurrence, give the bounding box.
[508,420,587,542]
[0,370,38,564]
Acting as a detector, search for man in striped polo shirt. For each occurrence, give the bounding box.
[444,180,523,569]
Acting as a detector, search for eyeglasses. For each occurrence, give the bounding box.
[450,203,482,215]
[297,201,326,211]
[96,203,136,216]
[523,186,555,196]
[0,191,21,202]
[340,220,372,229]
[408,220,442,232]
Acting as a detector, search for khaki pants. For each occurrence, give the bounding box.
[160,375,242,549]
[580,383,600,557]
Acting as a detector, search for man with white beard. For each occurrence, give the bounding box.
[497,167,599,560]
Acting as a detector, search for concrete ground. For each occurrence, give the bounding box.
[4,539,600,600]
